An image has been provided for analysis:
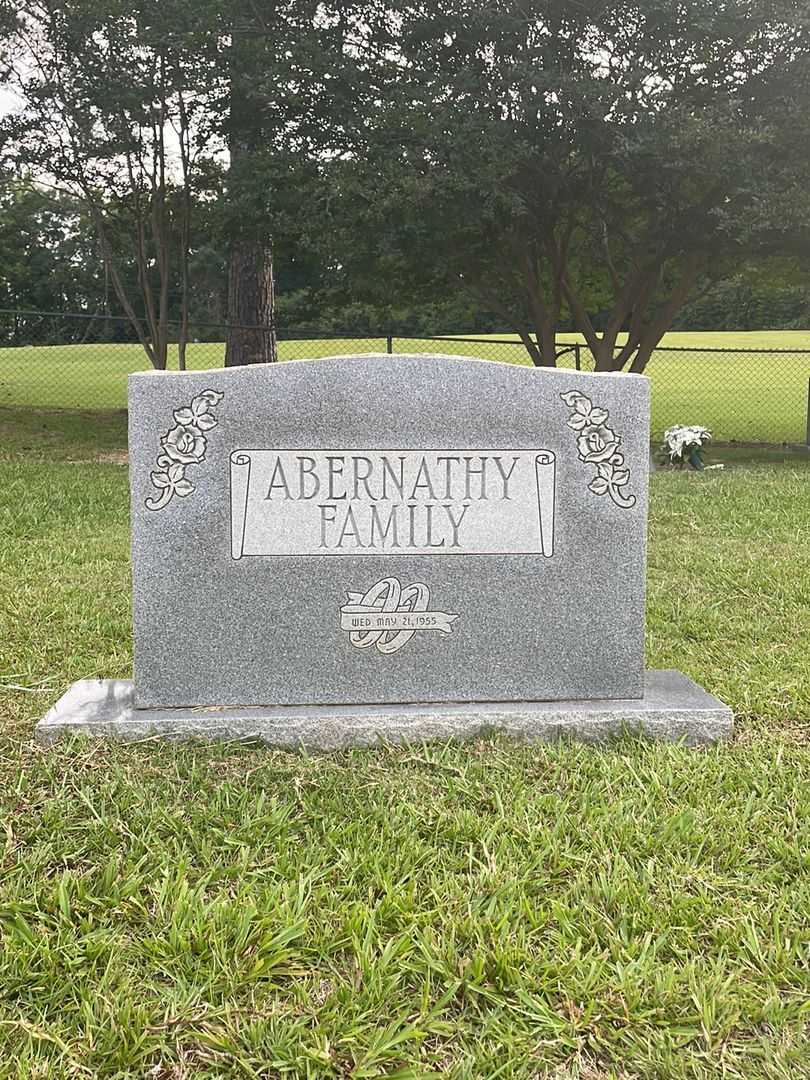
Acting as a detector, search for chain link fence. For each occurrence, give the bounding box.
[1,310,809,445]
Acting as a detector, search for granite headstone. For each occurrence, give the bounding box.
[37,354,733,746]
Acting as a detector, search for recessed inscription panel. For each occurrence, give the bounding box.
[230,448,555,558]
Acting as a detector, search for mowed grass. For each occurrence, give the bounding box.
[2,330,810,443]
[1,411,810,1078]
[0,339,389,414]
[404,331,810,444]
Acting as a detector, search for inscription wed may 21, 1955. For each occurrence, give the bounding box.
[128,354,650,708]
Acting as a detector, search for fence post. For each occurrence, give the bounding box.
[386,332,393,355]
[574,343,581,371]
[806,377,810,447]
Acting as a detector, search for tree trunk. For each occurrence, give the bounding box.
[592,343,616,372]
[224,17,277,368]
[538,322,558,367]
[225,239,277,366]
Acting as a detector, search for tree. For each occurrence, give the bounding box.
[0,0,226,368]
[338,0,810,370]
[0,179,104,318]
[217,0,393,362]
[222,9,276,366]
[675,259,810,331]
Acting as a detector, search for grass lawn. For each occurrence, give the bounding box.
[1,409,810,1078]
[1,330,810,443]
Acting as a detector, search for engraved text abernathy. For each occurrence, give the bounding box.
[230,448,556,559]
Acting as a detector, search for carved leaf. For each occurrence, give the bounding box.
[560,390,586,407]
[588,477,609,496]
[196,389,224,406]
[612,470,630,486]
[167,462,186,482]
[596,461,614,480]
[173,407,195,424]
[567,414,589,431]
[589,406,609,424]
[150,470,170,488]
[174,479,195,497]
[573,397,592,417]
[195,412,218,431]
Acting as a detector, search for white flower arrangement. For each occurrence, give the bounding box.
[662,425,713,470]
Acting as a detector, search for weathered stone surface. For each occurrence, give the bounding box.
[128,354,651,708]
[35,670,733,749]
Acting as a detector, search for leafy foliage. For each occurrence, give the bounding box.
[2,0,810,361]
[332,0,810,368]
[0,0,227,366]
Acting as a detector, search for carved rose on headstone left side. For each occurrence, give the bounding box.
[161,423,207,464]
[576,423,620,464]
[145,388,224,511]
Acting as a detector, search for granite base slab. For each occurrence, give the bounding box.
[36,670,732,749]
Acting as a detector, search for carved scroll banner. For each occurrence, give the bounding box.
[230,448,556,560]
[340,577,459,655]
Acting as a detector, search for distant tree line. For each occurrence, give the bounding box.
[2,177,809,345]
[673,270,810,334]
[0,177,501,341]
[1,0,809,367]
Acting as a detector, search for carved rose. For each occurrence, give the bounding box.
[161,423,206,464]
[562,391,609,431]
[560,389,636,510]
[576,423,619,463]
[146,388,223,512]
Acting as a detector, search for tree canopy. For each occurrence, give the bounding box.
[331,0,810,368]
[0,0,227,366]
[1,0,809,367]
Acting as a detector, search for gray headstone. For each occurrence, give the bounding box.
[127,354,651,708]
